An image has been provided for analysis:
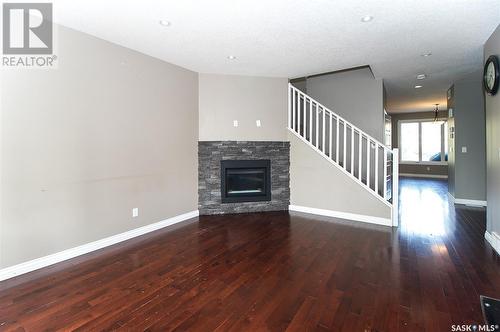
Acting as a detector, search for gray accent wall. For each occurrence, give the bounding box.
[0,25,199,268]
[290,78,307,93]
[484,24,500,234]
[447,71,486,201]
[447,86,456,196]
[305,67,385,142]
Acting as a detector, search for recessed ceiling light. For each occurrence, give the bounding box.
[361,15,374,22]
[416,74,427,80]
[421,52,432,57]
[415,85,423,89]
[159,20,171,27]
[227,55,236,60]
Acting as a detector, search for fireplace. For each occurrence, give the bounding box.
[199,141,289,215]
[220,160,271,203]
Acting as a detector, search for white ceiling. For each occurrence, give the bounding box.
[51,0,500,113]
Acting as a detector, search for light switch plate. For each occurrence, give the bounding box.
[233,120,238,127]
[256,120,261,127]
[132,208,139,218]
[461,146,467,153]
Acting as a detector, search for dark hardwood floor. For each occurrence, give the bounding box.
[1,178,499,331]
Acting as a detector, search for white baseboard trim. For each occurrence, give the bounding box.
[485,231,500,256]
[400,173,448,179]
[0,210,199,282]
[454,198,487,207]
[289,205,392,227]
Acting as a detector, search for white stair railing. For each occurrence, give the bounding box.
[288,84,399,222]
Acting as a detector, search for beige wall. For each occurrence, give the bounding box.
[289,133,391,220]
[484,24,500,234]
[305,67,385,142]
[199,74,288,141]
[0,25,199,268]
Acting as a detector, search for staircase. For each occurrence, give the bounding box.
[287,83,399,226]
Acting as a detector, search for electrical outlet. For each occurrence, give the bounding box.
[426,166,431,171]
[233,120,238,127]
[132,208,139,218]
[461,146,467,153]
[256,120,261,127]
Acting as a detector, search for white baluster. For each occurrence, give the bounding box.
[309,100,313,144]
[298,94,302,135]
[322,108,326,153]
[350,125,354,174]
[316,105,319,148]
[329,113,332,158]
[375,144,379,195]
[288,85,291,128]
[392,148,399,227]
[292,89,296,131]
[367,139,370,188]
[336,117,339,163]
[358,133,362,180]
[304,96,307,138]
[343,122,346,168]
[383,149,388,200]
[309,101,313,144]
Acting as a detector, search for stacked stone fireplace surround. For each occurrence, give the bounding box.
[198,141,290,215]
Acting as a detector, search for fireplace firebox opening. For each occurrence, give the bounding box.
[220,160,271,203]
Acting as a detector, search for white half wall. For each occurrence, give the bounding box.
[288,132,391,221]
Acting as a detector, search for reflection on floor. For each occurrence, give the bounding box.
[399,177,451,236]
[0,177,499,331]
[396,177,499,330]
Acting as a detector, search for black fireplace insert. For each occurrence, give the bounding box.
[220,160,271,203]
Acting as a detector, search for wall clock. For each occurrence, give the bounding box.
[484,55,499,95]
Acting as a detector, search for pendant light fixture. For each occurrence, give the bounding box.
[433,104,439,122]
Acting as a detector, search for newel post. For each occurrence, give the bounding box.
[392,148,399,227]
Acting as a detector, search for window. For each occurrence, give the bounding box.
[399,120,448,163]
[400,122,419,161]
[421,122,443,161]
